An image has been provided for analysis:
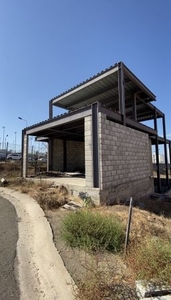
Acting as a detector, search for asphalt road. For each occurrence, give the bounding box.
[0,196,20,300]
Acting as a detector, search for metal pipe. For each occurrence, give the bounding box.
[124,197,133,257]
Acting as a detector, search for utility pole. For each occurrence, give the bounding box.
[15,132,17,152]
[2,126,5,150]
[5,135,8,149]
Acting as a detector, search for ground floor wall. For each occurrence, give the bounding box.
[52,139,85,172]
[48,112,154,205]
[98,112,154,204]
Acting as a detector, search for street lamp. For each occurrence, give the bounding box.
[18,117,28,127]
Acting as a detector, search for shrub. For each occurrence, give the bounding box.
[61,210,125,253]
[34,184,70,210]
[127,237,171,285]
[36,193,68,210]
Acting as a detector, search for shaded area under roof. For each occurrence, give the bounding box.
[35,119,85,142]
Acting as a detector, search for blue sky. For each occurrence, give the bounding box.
[0,0,171,148]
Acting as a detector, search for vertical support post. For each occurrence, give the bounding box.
[63,139,67,172]
[162,115,169,189]
[169,141,171,177]
[132,93,137,121]
[92,102,99,188]
[47,139,50,172]
[48,138,53,172]
[154,109,161,192]
[118,62,126,125]
[6,142,9,160]
[124,197,133,257]
[22,130,28,178]
[21,130,24,176]
[49,100,53,119]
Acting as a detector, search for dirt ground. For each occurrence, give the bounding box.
[45,200,171,299]
[45,206,141,299]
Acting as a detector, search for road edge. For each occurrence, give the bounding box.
[0,187,75,300]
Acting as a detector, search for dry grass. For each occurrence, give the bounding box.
[7,178,70,210]
[31,184,69,210]
[93,205,171,245]
[74,254,138,300]
[0,161,21,177]
[0,160,44,179]
[1,162,171,293]
[127,237,171,285]
[0,162,71,210]
[87,205,171,286]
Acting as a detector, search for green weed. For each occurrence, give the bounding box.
[61,210,125,253]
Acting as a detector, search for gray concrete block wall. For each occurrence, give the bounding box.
[67,140,85,172]
[99,113,153,202]
[53,139,64,171]
[52,139,84,172]
[84,116,93,187]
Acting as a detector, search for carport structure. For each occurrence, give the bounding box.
[22,62,170,204]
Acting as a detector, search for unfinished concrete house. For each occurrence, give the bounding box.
[22,62,171,205]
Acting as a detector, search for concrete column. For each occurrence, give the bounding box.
[92,103,99,188]
[22,132,28,178]
[84,116,93,187]
[48,138,53,171]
